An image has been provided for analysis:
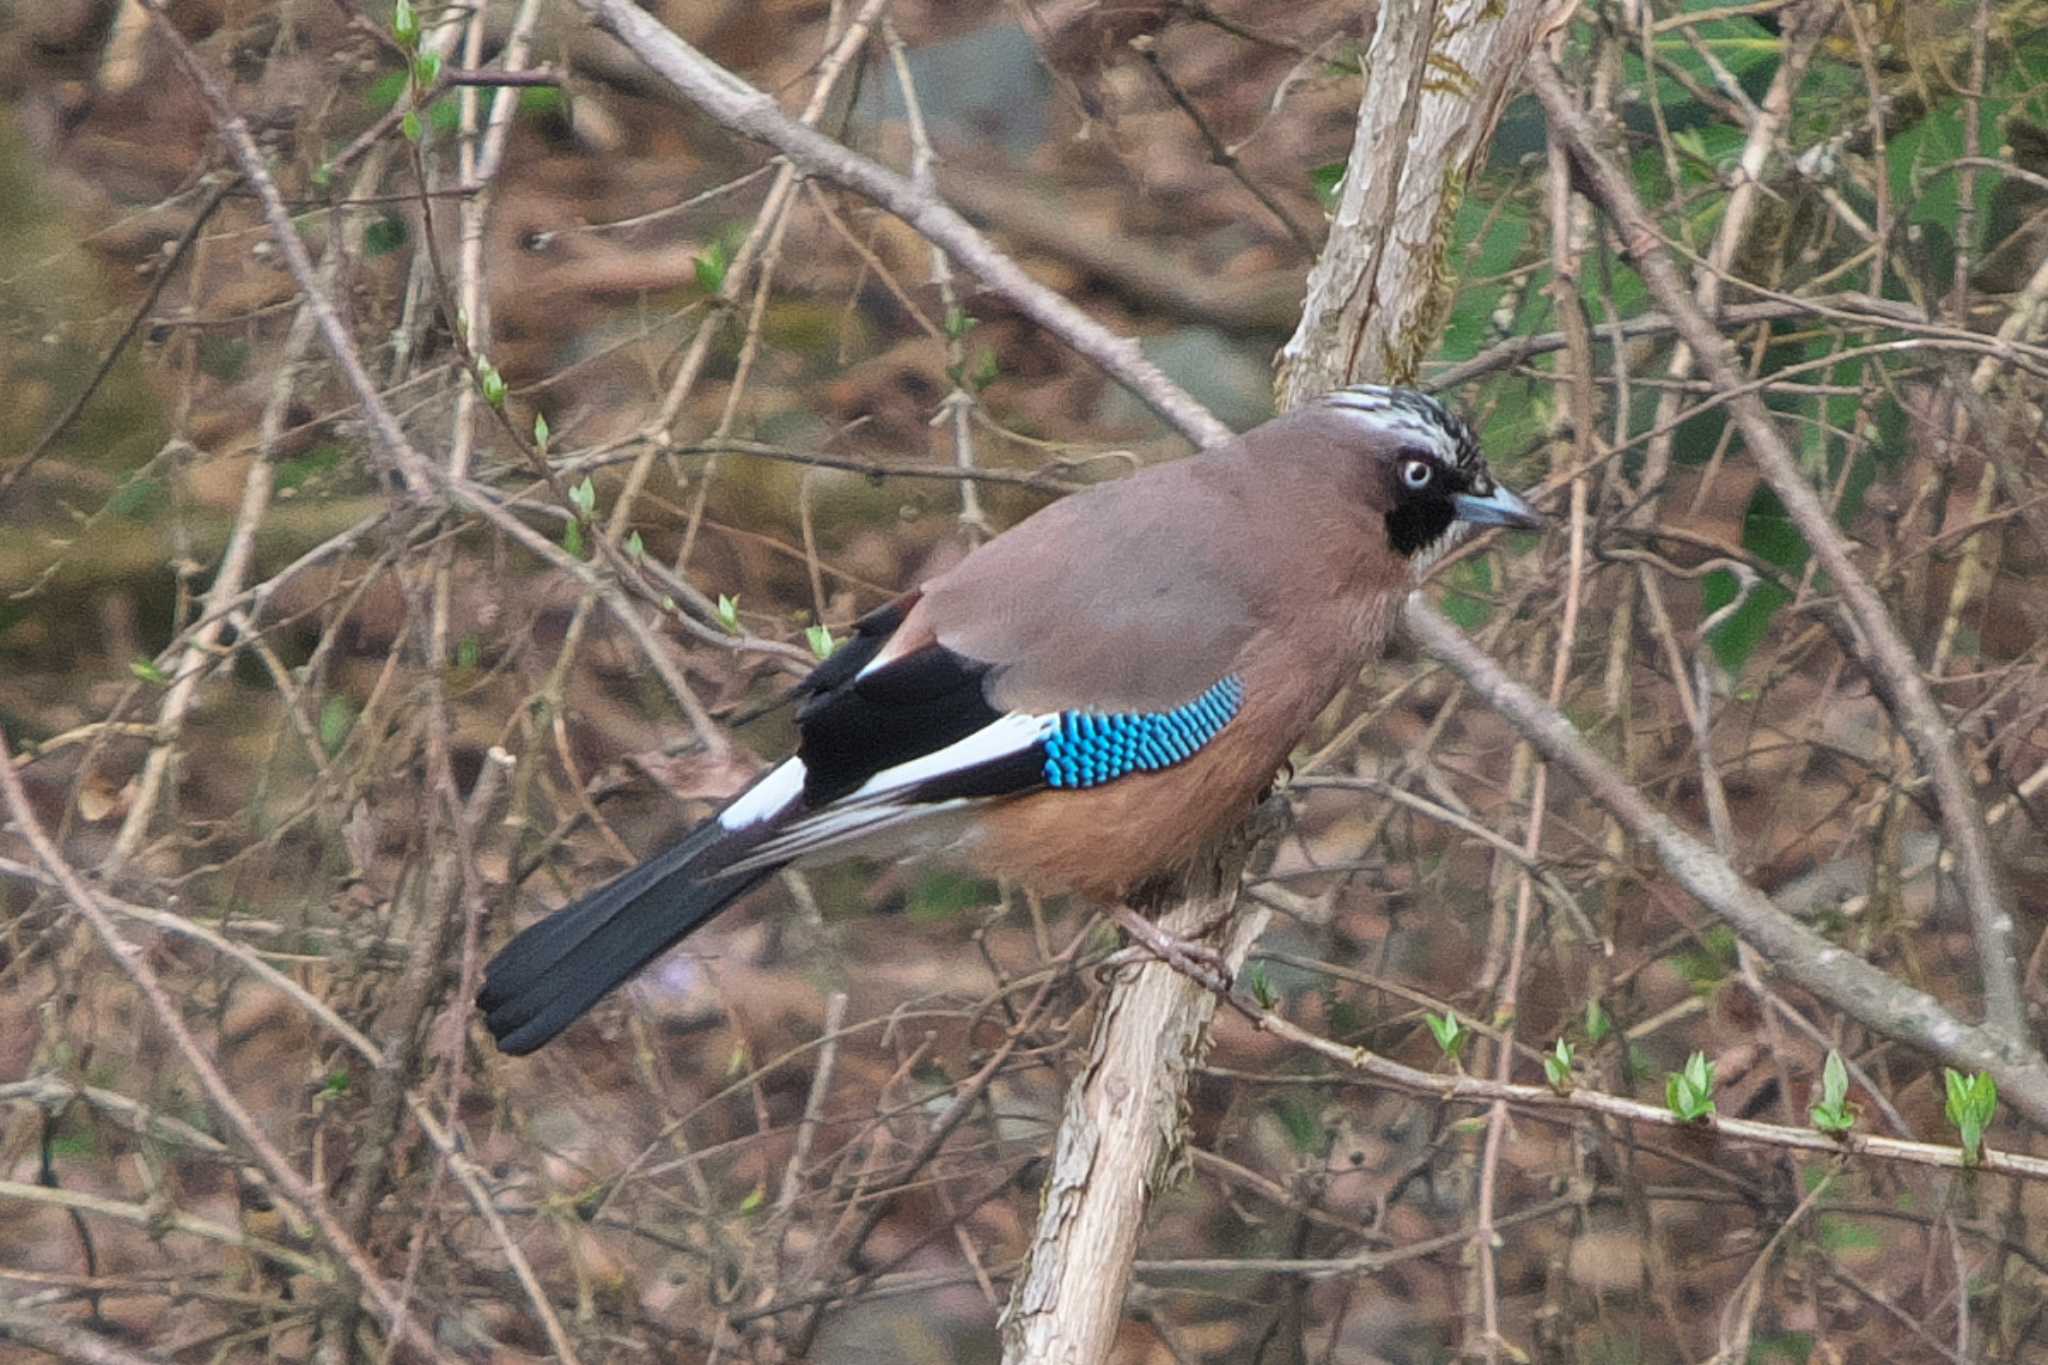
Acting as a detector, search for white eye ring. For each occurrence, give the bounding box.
[1400,458,1434,489]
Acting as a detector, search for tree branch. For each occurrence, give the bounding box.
[569,0,1232,451]
[1403,601,2048,1125]
[999,819,1276,1361]
[537,4,2048,1352]
[1525,53,2032,1047]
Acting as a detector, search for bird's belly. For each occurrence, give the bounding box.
[967,747,1280,902]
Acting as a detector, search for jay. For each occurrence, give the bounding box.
[480,385,1542,1054]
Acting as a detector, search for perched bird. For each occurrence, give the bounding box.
[479,386,1541,1054]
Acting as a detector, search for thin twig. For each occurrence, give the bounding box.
[0,730,441,1357]
[1526,53,2032,1051]
[0,178,237,505]
[1131,36,1319,258]
[1404,601,2048,1126]
[569,0,1232,449]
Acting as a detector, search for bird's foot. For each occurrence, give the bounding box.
[1105,904,1233,991]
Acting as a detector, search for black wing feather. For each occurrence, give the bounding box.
[796,644,1008,804]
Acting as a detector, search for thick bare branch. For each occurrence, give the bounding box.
[1278,0,1558,400]
[999,834,1274,1362]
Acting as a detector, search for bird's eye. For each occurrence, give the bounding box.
[1399,458,1435,490]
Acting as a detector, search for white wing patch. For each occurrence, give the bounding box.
[841,711,1057,802]
[722,712,1058,870]
[717,758,807,830]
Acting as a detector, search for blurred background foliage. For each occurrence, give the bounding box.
[3,0,2048,1361]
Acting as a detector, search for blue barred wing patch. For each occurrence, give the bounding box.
[1042,676,1245,789]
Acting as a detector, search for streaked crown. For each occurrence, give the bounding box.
[1320,384,1484,480]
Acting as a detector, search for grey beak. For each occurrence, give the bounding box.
[1451,483,1543,531]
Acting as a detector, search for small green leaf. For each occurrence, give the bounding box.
[1821,1050,1849,1108]
[477,359,506,407]
[1543,1039,1575,1094]
[944,307,976,338]
[1584,999,1611,1044]
[562,517,583,558]
[108,476,164,518]
[318,695,358,756]
[738,1184,765,1214]
[1271,1095,1321,1153]
[413,51,442,89]
[130,658,170,686]
[968,348,1000,392]
[519,86,566,118]
[456,635,481,671]
[363,215,408,257]
[311,161,334,191]
[1942,1068,1997,1165]
[624,530,644,563]
[694,240,730,293]
[1439,556,1493,629]
[1969,1072,1995,1119]
[1810,1049,1858,1135]
[1310,161,1346,211]
[806,625,836,660]
[716,594,741,633]
[365,70,409,113]
[1246,962,1277,1010]
[401,109,422,143]
[320,1069,351,1097]
[1673,924,1738,990]
[1425,1010,1466,1062]
[1811,1101,1856,1135]
[569,476,596,519]
[391,0,418,48]
[532,411,550,450]
[1666,1051,1717,1122]
[1816,1217,1881,1254]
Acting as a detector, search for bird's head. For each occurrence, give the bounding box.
[1315,384,1543,578]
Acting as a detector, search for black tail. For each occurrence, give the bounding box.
[478,819,785,1054]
